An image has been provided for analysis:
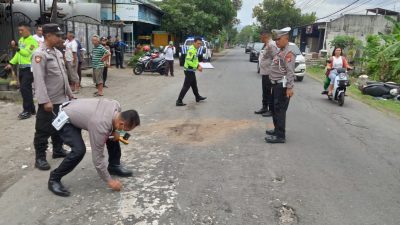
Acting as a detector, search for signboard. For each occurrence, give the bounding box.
[116,4,138,21]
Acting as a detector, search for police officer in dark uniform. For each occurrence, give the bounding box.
[265,27,295,144]
[31,24,74,170]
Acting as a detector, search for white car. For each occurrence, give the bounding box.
[257,42,306,81]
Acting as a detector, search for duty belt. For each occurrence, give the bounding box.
[270,79,284,84]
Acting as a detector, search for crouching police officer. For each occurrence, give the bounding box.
[32,24,74,170]
[48,98,139,197]
[265,27,295,144]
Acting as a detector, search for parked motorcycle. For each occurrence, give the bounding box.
[133,51,167,75]
[325,68,350,106]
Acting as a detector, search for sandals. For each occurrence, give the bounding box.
[93,93,104,97]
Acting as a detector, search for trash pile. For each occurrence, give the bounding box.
[357,75,400,101]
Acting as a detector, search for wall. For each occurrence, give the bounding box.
[325,14,395,54]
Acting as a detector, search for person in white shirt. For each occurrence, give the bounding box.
[164,41,176,76]
[64,31,80,93]
[33,25,44,48]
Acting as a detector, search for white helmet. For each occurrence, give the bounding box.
[390,88,399,96]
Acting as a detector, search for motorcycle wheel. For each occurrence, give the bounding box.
[133,66,143,75]
[338,92,345,106]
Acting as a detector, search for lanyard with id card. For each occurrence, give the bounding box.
[52,102,70,131]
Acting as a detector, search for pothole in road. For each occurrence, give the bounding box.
[142,118,255,145]
[277,205,298,225]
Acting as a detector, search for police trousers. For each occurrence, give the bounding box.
[19,68,35,113]
[262,75,273,110]
[178,70,200,101]
[50,123,122,181]
[271,83,290,139]
[34,104,63,158]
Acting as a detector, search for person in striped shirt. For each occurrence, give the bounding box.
[91,35,111,97]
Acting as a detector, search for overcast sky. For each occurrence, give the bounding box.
[237,0,400,27]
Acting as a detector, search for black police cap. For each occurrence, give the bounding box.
[43,23,64,35]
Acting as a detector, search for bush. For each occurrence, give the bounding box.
[128,51,145,67]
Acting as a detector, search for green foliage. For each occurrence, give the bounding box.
[236,25,260,44]
[159,0,239,40]
[361,16,400,82]
[252,0,316,30]
[329,35,363,63]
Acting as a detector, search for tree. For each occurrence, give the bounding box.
[236,25,260,44]
[252,0,316,30]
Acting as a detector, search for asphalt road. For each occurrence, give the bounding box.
[0,48,400,225]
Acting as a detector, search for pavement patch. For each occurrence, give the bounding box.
[142,118,255,146]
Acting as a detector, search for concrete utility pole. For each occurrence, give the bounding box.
[50,0,57,23]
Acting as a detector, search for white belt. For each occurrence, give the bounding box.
[270,79,284,84]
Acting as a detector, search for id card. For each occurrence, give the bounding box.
[52,111,69,131]
[282,76,287,88]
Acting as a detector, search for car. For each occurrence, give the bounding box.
[256,42,306,81]
[179,37,211,66]
[245,42,254,53]
[249,42,264,62]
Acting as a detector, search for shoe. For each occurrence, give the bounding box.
[171,74,174,77]
[48,180,70,197]
[108,165,133,177]
[262,111,272,117]
[265,129,276,135]
[321,90,328,95]
[52,148,68,159]
[254,107,268,114]
[176,101,186,106]
[265,135,286,144]
[35,158,51,170]
[18,112,31,120]
[120,67,125,69]
[196,96,207,102]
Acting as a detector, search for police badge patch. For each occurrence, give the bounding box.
[35,56,42,63]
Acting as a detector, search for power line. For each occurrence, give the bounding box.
[316,0,361,20]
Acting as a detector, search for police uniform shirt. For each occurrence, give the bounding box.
[259,40,278,75]
[62,98,121,182]
[32,44,72,104]
[270,45,296,89]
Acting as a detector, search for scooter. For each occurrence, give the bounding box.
[133,51,167,75]
[325,68,350,106]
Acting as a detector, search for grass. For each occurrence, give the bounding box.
[307,65,400,118]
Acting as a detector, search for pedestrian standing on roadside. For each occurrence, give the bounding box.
[164,41,176,77]
[5,22,39,120]
[64,32,80,93]
[76,38,85,85]
[33,25,44,48]
[114,36,127,69]
[48,98,139,197]
[91,35,111,97]
[176,37,207,106]
[31,24,74,170]
[101,37,111,88]
[265,27,295,144]
[255,30,277,117]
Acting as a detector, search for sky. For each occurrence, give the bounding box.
[237,0,400,28]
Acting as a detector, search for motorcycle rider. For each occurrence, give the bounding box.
[324,47,352,96]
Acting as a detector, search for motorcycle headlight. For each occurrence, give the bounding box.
[339,74,346,79]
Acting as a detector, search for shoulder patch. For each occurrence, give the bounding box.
[35,55,42,63]
[285,52,294,63]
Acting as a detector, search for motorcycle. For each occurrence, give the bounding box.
[325,68,350,106]
[133,51,167,75]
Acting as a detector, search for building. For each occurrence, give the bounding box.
[291,8,399,55]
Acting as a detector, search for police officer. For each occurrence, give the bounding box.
[31,24,73,170]
[255,30,277,117]
[265,27,295,144]
[48,98,139,197]
[5,22,39,120]
[176,36,206,106]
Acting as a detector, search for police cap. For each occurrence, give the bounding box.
[272,27,291,40]
[43,23,64,35]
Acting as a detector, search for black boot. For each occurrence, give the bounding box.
[176,100,186,106]
[254,107,268,114]
[262,111,273,117]
[196,96,207,102]
[265,135,286,144]
[52,148,68,159]
[35,149,50,170]
[265,129,276,135]
[48,178,70,197]
[108,165,133,177]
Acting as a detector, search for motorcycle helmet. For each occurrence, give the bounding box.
[143,45,150,52]
[390,88,399,96]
